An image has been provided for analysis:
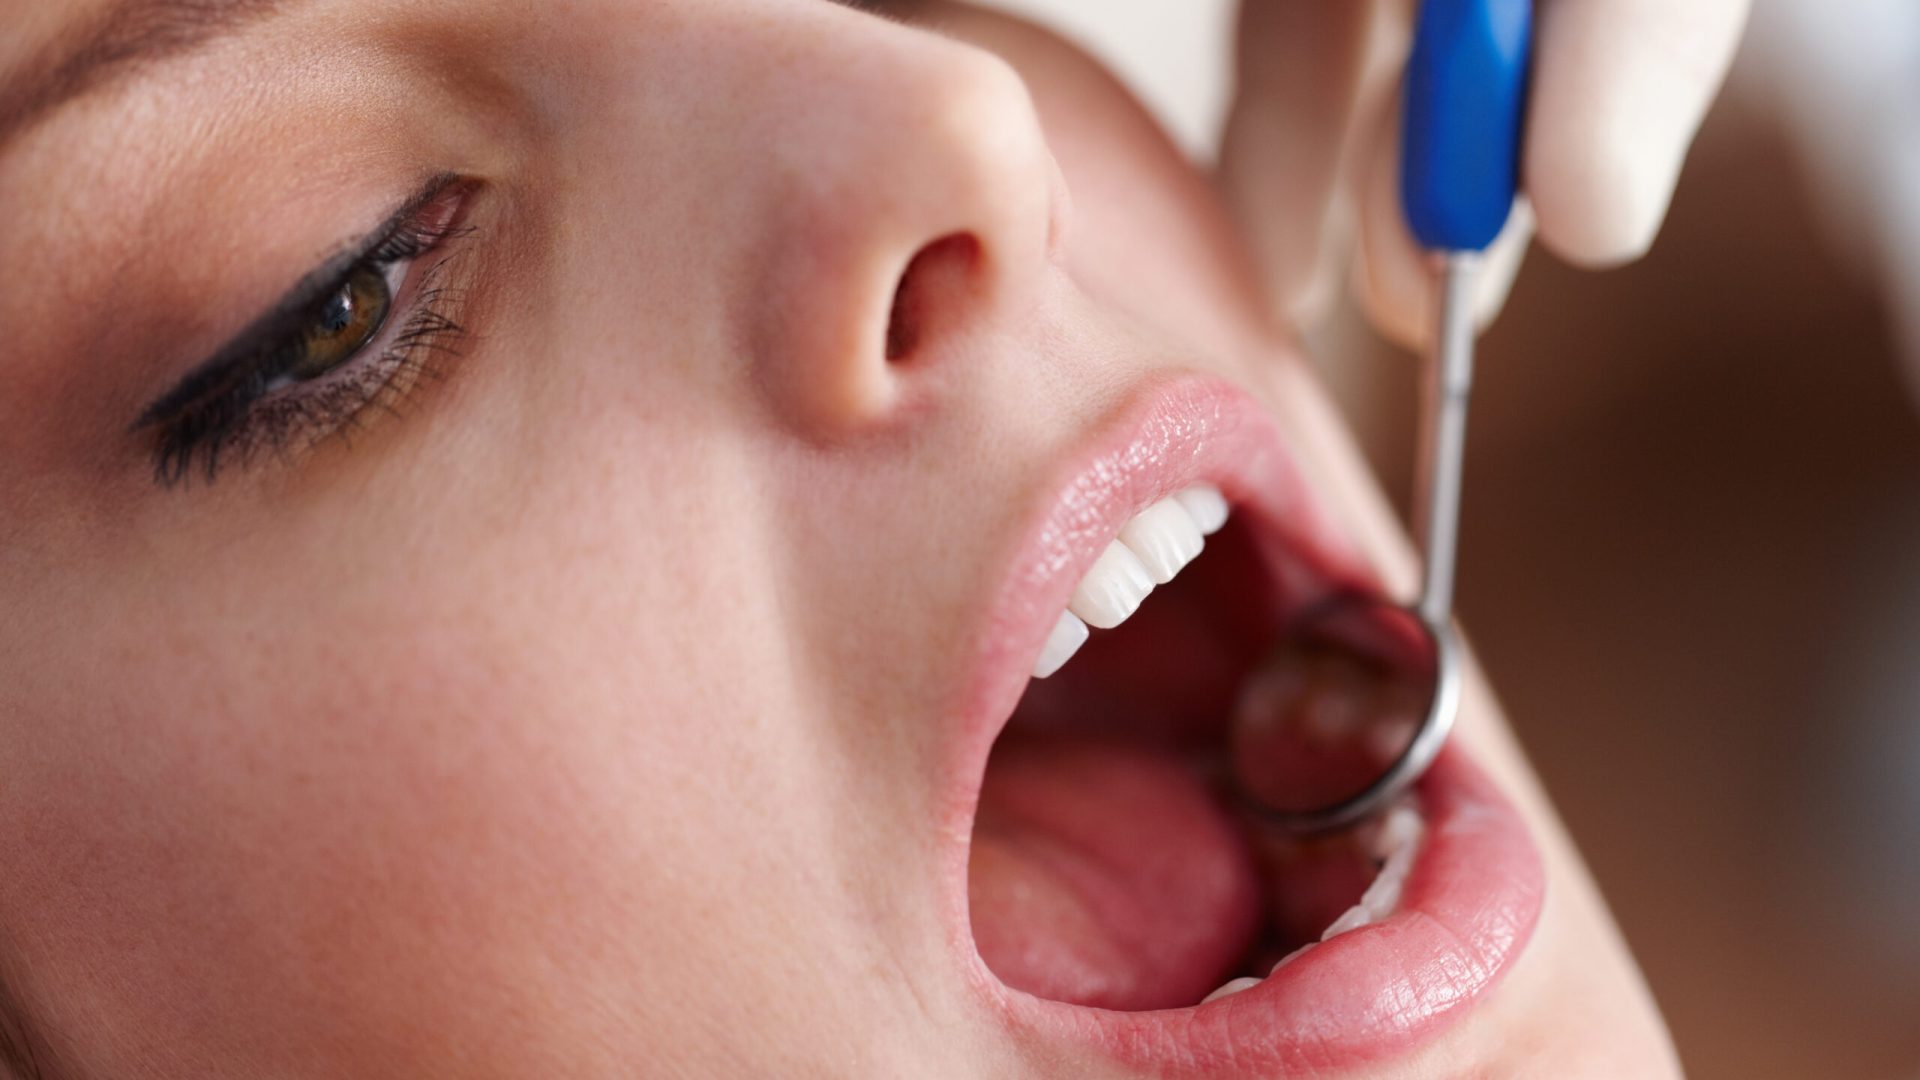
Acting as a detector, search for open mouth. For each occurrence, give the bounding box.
[971,489,1421,1009]
[950,376,1544,1073]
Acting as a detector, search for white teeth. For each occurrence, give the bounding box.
[1067,540,1156,630]
[1268,944,1310,975]
[1030,611,1090,679]
[1032,484,1230,677]
[1254,803,1426,981]
[1173,485,1230,536]
[1319,804,1425,941]
[1200,976,1262,1004]
[1117,497,1205,584]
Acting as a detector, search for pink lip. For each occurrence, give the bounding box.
[938,374,1546,1074]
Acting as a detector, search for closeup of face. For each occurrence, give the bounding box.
[0,0,1679,1076]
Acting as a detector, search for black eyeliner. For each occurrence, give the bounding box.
[131,171,460,433]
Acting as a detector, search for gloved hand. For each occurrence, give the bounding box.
[1218,0,1750,347]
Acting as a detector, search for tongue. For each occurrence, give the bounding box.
[967,736,1260,1011]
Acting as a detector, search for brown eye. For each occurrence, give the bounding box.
[285,262,392,382]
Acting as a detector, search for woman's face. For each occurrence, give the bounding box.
[0,1,1675,1075]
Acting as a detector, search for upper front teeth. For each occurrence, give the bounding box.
[1174,485,1230,536]
[1118,498,1205,584]
[1068,540,1156,629]
[1031,610,1091,679]
[1032,485,1229,678]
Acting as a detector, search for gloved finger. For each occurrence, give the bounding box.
[1218,0,1403,330]
[1352,95,1534,349]
[1526,0,1751,267]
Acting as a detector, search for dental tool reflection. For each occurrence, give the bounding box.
[1031,486,1226,678]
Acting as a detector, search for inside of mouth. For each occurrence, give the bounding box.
[965,514,1428,1012]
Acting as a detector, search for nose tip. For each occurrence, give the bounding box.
[753,41,1066,438]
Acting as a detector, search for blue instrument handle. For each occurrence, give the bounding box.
[1400,0,1533,253]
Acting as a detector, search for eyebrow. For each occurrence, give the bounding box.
[0,0,286,149]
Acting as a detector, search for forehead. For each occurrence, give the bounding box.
[0,0,285,148]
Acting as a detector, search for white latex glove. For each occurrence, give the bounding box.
[1218,0,1750,347]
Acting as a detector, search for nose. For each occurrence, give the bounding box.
[749,23,1066,438]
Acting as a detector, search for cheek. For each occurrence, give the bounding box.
[0,469,832,1062]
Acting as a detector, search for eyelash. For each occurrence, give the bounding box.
[143,199,474,487]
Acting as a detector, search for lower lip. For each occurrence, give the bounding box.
[984,748,1544,1075]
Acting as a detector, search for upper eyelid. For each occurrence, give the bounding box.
[130,171,461,433]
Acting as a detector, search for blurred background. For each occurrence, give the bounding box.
[985,2,1920,1076]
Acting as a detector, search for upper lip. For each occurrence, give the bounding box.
[936,372,1545,1075]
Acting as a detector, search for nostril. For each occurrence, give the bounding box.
[884,233,981,362]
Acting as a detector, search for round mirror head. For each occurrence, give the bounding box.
[1229,592,1458,831]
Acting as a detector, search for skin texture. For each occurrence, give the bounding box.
[0,0,1678,1076]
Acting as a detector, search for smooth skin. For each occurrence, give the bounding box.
[1,1,1676,1075]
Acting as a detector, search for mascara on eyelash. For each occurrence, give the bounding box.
[132,172,464,434]
[136,174,473,485]
[148,262,471,486]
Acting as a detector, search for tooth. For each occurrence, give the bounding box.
[1320,805,1426,942]
[1319,897,1375,940]
[1173,485,1229,535]
[1118,498,1205,584]
[1268,945,1310,975]
[1067,540,1155,629]
[1369,803,1424,861]
[1201,976,1262,1004]
[1031,611,1090,679]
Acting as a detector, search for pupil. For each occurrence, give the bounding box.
[281,265,389,385]
[318,287,354,335]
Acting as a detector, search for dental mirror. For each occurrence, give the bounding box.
[1234,0,1529,832]
[1231,253,1477,833]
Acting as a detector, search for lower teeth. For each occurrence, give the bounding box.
[1199,976,1263,1004]
[1199,801,1427,1005]
[1317,802,1424,940]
